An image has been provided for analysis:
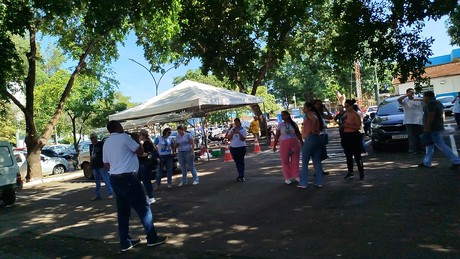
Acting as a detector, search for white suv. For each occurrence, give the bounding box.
[0,141,21,205]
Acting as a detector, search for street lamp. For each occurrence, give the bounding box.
[128,58,176,96]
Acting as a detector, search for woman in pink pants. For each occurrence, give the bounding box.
[273,111,304,185]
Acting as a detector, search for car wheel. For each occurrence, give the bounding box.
[82,162,93,180]
[53,165,66,174]
[2,186,16,205]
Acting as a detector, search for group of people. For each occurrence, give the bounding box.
[93,89,460,252]
[398,89,460,168]
[89,122,202,252]
[271,98,365,189]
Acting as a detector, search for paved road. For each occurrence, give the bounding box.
[1,125,459,258]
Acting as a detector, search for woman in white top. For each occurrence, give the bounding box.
[226,118,247,182]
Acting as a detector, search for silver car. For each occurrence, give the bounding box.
[15,152,69,177]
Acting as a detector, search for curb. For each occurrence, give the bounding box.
[23,170,85,188]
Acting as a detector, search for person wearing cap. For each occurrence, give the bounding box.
[102,120,167,252]
[89,133,113,200]
[138,129,156,204]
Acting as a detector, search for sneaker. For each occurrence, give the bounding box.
[107,194,113,199]
[236,177,246,182]
[418,163,431,168]
[121,239,141,252]
[344,173,354,180]
[192,180,199,185]
[167,184,172,189]
[284,179,292,185]
[297,185,307,189]
[147,236,168,247]
[148,197,156,204]
[294,177,300,182]
[449,163,460,170]
[178,181,186,187]
[91,196,101,201]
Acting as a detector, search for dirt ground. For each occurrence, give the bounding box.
[0,132,459,258]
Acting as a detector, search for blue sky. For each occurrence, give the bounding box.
[112,16,458,104]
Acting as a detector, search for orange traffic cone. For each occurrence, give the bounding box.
[270,134,275,149]
[253,138,262,154]
[224,143,233,162]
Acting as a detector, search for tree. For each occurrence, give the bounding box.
[0,102,20,144]
[87,91,137,129]
[140,0,321,134]
[65,74,117,152]
[330,0,459,86]
[0,1,181,181]
[447,5,460,45]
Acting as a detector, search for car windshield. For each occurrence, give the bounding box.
[377,99,403,116]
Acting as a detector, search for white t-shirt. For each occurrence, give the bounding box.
[102,133,140,174]
[154,136,173,155]
[228,126,247,148]
[401,98,424,125]
[453,98,460,113]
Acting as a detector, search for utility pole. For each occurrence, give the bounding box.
[129,58,176,96]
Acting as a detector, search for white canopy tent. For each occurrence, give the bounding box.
[109,80,264,121]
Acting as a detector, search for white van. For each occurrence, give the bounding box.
[0,141,21,205]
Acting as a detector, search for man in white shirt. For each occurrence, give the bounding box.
[451,92,460,129]
[398,88,424,155]
[103,120,167,252]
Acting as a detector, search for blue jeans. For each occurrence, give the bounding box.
[299,135,323,187]
[178,151,199,184]
[92,167,112,197]
[230,146,246,178]
[138,162,154,198]
[110,174,158,249]
[156,154,173,186]
[422,131,460,166]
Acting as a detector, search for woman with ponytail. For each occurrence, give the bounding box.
[273,110,304,185]
[298,102,325,188]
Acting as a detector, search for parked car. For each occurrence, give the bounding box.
[436,96,454,115]
[371,96,407,150]
[365,105,378,117]
[15,152,70,176]
[0,141,21,205]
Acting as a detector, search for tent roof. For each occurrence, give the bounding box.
[109,80,264,121]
